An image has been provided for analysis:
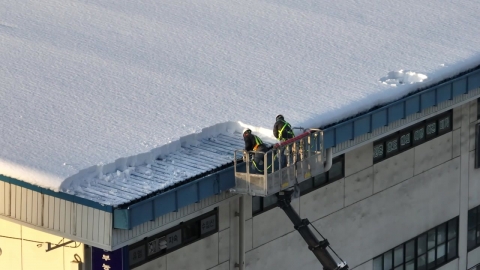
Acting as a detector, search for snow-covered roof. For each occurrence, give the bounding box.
[2,0,480,205]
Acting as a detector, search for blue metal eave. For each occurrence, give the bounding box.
[113,166,235,229]
[0,174,113,212]
[324,69,480,148]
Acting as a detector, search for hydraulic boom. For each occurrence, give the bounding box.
[277,189,348,270]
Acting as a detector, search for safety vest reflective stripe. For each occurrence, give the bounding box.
[253,135,263,151]
[278,121,292,141]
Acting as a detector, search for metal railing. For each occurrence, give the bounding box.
[233,129,325,196]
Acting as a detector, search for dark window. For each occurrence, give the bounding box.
[385,137,399,158]
[297,155,344,196]
[477,98,480,120]
[373,142,385,162]
[425,120,437,140]
[252,194,277,216]
[373,217,458,270]
[437,113,451,136]
[253,155,344,215]
[129,208,218,269]
[399,130,412,151]
[468,205,480,251]
[412,125,426,146]
[373,110,452,163]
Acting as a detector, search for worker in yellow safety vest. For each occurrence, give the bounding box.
[273,114,295,142]
[243,129,269,173]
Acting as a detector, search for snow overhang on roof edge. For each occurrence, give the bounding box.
[111,66,480,230]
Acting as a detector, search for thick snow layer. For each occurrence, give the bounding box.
[1,0,480,194]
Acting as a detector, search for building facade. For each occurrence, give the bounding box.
[1,70,480,270]
[129,98,480,270]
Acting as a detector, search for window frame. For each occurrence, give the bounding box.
[468,205,480,251]
[128,208,219,269]
[373,217,458,270]
[373,110,453,164]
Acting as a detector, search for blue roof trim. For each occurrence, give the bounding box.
[0,174,113,212]
[113,166,235,229]
[323,68,480,148]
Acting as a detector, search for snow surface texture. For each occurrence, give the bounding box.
[1,0,480,199]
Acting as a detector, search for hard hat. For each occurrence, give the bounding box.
[276,114,284,121]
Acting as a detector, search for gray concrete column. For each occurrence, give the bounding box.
[459,103,470,270]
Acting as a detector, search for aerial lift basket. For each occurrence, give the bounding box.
[232,129,326,197]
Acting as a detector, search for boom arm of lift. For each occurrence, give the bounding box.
[277,189,348,270]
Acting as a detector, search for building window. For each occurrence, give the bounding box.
[252,193,278,216]
[128,208,218,269]
[298,155,344,195]
[373,217,458,270]
[373,110,452,164]
[252,155,344,216]
[468,206,480,251]
[477,98,480,120]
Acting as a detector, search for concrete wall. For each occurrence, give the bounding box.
[131,100,480,270]
[0,218,84,270]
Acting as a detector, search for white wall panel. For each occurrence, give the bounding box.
[470,99,478,124]
[453,128,461,158]
[135,256,166,270]
[300,178,344,221]
[414,133,453,175]
[345,143,373,177]
[245,229,318,270]
[469,121,477,152]
[166,233,219,270]
[374,149,414,193]
[453,105,463,130]
[438,259,459,270]
[245,218,253,252]
[345,167,373,206]
[252,198,299,249]
[467,247,480,269]
[469,150,480,208]
[311,158,460,268]
[208,261,229,270]
[352,260,373,270]
[218,228,230,264]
